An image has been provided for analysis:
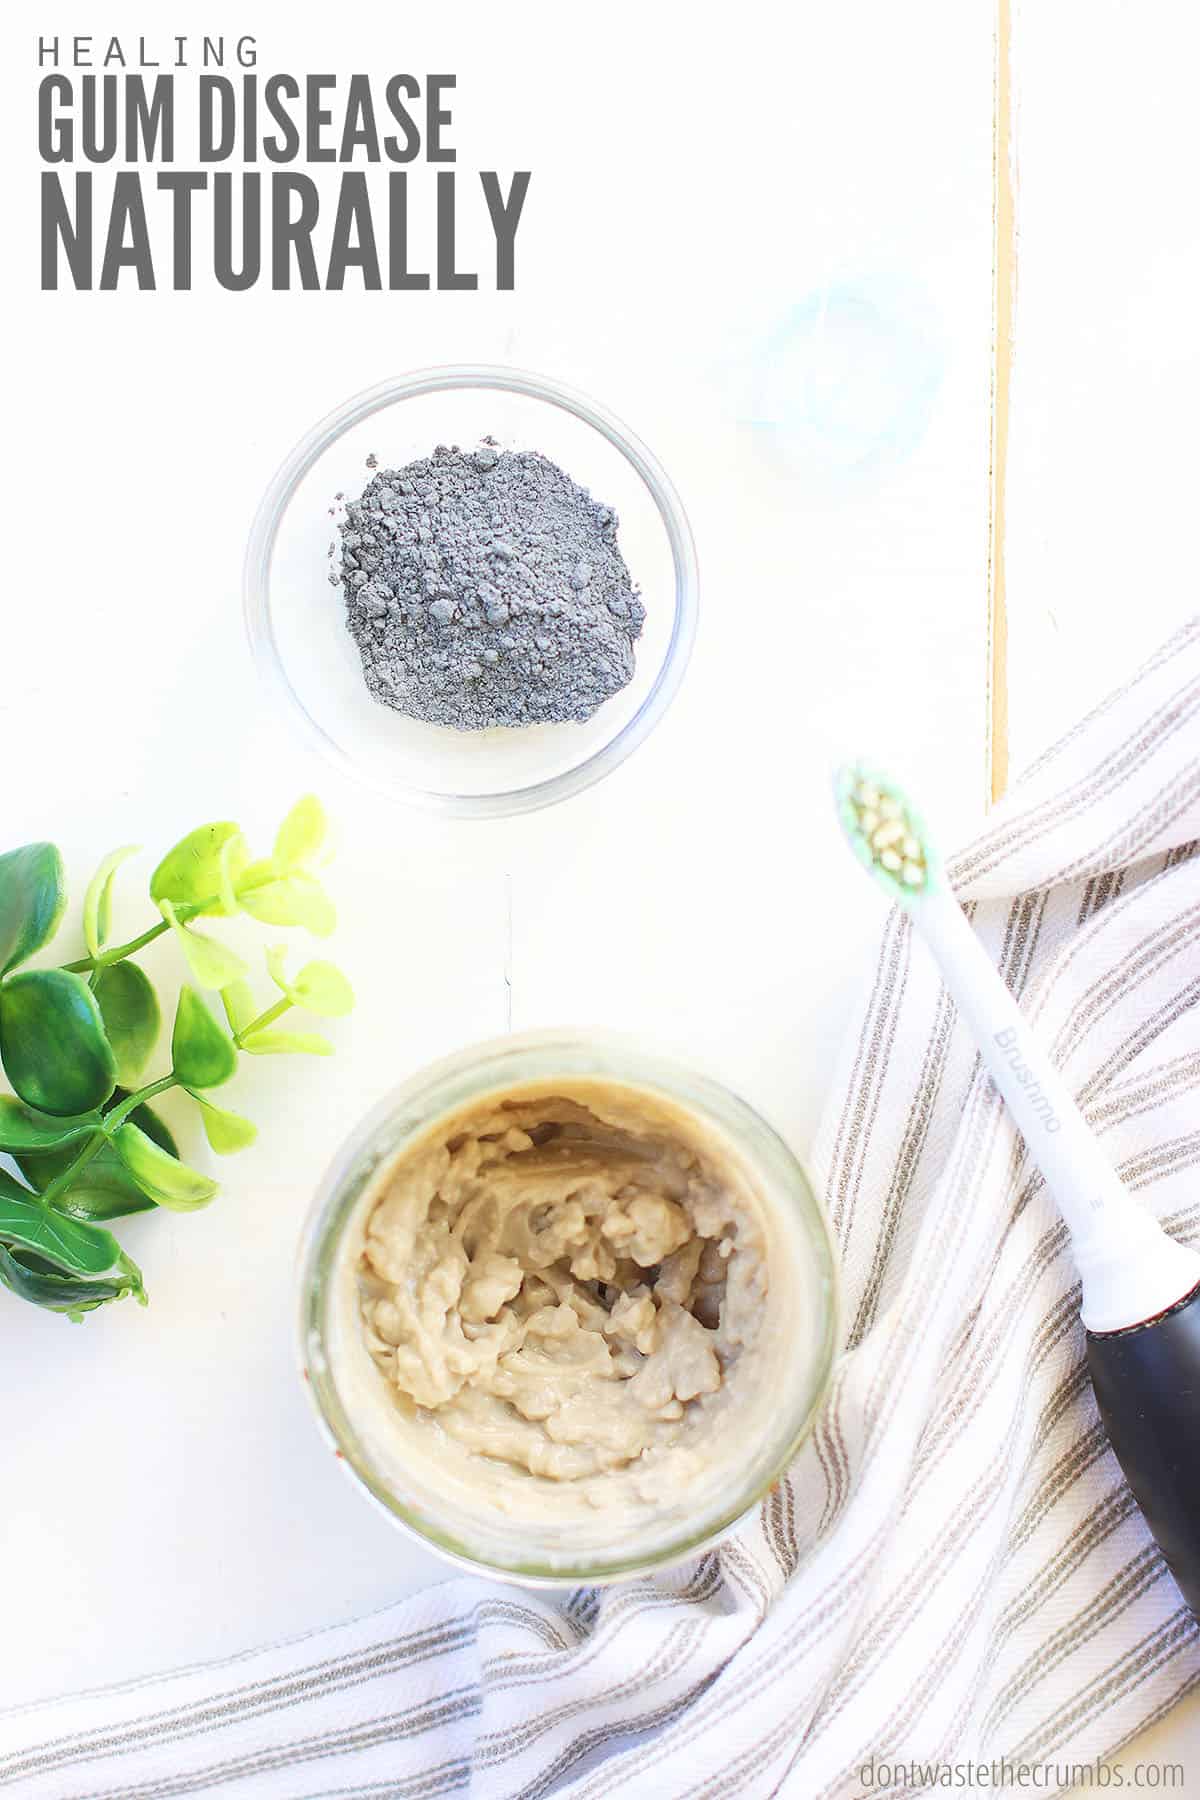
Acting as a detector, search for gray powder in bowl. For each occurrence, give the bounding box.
[337,442,646,730]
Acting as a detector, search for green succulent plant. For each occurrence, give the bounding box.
[0,798,353,1321]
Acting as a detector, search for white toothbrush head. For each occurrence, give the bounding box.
[834,763,940,906]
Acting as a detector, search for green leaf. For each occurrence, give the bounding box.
[291,960,355,1017]
[38,1161,158,1221]
[150,822,243,912]
[236,858,278,890]
[240,1028,333,1057]
[82,844,139,959]
[273,795,327,869]
[6,1249,70,1277]
[150,822,242,910]
[17,1095,174,1220]
[171,986,237,1089]
[216,833,249,916]
[264,943,290,992]
[93,961,160,1087]
[0,1170,124,1277]
[19,1093,176,1182]
[0,843,66,975]
[221,980,257,1035]
[160,899,249,990]
[238,875,336,937]
[0,1244,133,1318]
[187,1090,257,1154]
[123,1087,179,1159]
[124,1095,179,1158]
[0,1096,99,1154]
[112,1122,218,1211]
[266,946,354,1018]
[0,969,117,1115]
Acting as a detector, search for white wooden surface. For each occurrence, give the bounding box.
[1005,0,1200,772]
[1005,1,1200,1781]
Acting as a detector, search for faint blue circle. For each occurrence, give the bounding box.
[747,276,945,489]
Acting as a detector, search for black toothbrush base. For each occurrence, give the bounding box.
[1087,1282,1200,1620]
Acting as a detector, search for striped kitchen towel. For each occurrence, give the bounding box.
[3,618,1200,1797]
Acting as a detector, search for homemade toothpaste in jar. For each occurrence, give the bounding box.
[299,1033,838,1583]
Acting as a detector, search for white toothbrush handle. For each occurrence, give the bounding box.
[917,888,1200,1331]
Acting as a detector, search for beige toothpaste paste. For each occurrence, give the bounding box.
[328,1078,805,1556]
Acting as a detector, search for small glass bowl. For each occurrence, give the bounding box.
[244,367,698,818]
[297,1031,840,1587]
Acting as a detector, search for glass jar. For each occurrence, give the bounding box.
[298,1031,840,1585]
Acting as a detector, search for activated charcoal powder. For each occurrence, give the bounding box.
[336,442,645,730]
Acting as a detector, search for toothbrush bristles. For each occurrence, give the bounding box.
[837,765,933,898]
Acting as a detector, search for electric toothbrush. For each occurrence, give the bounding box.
[836,763,1200,1617]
